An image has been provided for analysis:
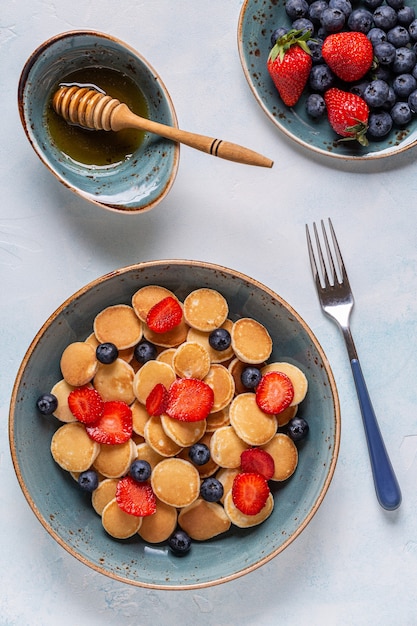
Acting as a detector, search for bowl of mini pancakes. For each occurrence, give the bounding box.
[9,260,340,589]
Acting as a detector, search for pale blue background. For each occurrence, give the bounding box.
[1,1,417,624]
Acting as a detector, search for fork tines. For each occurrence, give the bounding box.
[306,218,348,289]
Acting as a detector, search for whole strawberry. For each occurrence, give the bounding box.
[322,32,374,83]
[267,29,313,107]
[324,88,369,146]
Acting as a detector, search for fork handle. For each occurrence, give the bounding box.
[350,358,402,510]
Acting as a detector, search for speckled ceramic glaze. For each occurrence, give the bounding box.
[9,260,340,590]
[18,31,179,213]
[238,0,417,159]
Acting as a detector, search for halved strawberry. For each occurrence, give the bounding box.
[86,400,132,444]
[232,472,270,516]
[68,386,104,425]
[255,371,294,415]
[146,296,183,334]
[116,476,156,517]
[146,383,168,416]
[166,378,214,422]
[240,448,275,480]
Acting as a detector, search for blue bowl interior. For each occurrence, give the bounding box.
[18,31,179,211]
[9,261,340,589]
[238,0,417,159]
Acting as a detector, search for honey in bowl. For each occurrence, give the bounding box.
[47,67,148,166]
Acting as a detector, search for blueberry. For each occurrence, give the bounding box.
[129,459,152,482]
[208,328,231,351]
[308,0,329,25]
[36,393,58,415]
[364,79,390,107]
[200,477,224,503]
[409,19,417,41]
[286,0,310,20]
[374,41,396,65]
[329,0,352,17]
[188,443,211,466]
[134,340,157,364]
[371,65,392,82]
[240,366,262,389]
[292,17,314,34]
[367,27,388,46]
[96,342,118,364]
[391,101,413,125]
[308,39,324,63]
[78,469,99,492]
[408,88,417,112]
[367,111,393,139]
[287,417,310,442]
[392,47,416,73]
[386,0,404,9]
[168,529,192,555]
[347,8,374,33]
[306,93,326,118]
[373,5,397,31]
[320,7,346,31]
[387,25,410,47]
[309,63,335,91]
[350,80,370,98]
[270,27,288,47]
[397,6,415,27]
[363,0,384,8]
[381,86,397,110]
[393,73,417,97]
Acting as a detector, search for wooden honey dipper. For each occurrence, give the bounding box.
[52,86,273,168]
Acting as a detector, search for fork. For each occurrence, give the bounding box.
[306,218,401,511]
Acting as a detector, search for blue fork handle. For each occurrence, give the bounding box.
[351,359,401,510]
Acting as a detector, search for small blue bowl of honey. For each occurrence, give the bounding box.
[18,30,180,214]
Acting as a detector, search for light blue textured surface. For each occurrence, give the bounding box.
[1,1,417,624]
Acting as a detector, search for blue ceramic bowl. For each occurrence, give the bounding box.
[238,0,417,160]
[18,31,179,213]
[9,260,340,589]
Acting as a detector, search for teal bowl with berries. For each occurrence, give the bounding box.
[238,0,417,159]
[18,30,179,213]
[9,260,340,590]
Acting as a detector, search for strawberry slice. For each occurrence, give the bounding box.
[232,472,270,516]
[146,383,169,416]
[86,400,132,444]
[255,371,294,415]
[241,448,275,480]
[146,296,183,334]
[68,386,104,425]
[166,378,214,422]
[116,476,156,517]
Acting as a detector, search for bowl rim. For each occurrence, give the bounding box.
[17,29,180,214]
[9,259,341,589]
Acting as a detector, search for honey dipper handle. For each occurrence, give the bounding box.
[110,104,273,168]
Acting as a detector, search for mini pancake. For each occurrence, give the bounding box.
[183,288,228,332]
[209,425,249,468]
[261,362,308,406]
[50,379,77,423]
[60,341,98,386]
[101,497,142,539]
[142,311,189,348]
[187,319,235,363]
[92,478,119,515]
[136,442,165,469]
[231,318,272,364]
[50,422,100,472]
[150,458,200,508]
[178,499,231,540]
[144,416,183,457]
[93,358,136,404]
[204,364,235,412]
[229,393,277,446]
[160,414,207,447]
[216,468,240,504]
[179,432,219,478]
[228,358,250,395]
[156,348,176,367]
[138,498,177,543]
[93,304,143,350]
[131,400,150,437]
[261,433,298,481]
[131,285,176,322]
[223,491,274,528]
[172,341,211,379]
[93,439,137,479]
[206,408,230,432]
[85,332,134,363]
[133,360,176,404]
[276,404,298,427]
